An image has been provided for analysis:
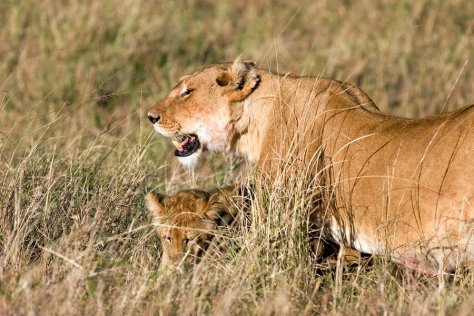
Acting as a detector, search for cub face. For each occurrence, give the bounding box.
[146,189,233,268]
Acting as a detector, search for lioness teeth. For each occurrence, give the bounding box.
[172,140,184,151]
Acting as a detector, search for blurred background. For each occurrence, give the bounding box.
[1,0,472,154]
[0,1,473,314]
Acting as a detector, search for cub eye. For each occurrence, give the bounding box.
[180,88,193,97]
[163,236,171,244]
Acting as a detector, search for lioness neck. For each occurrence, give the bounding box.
[233,70,379,168]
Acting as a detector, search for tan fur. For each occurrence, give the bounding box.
[146,188,235,267]
[148,58,474,273]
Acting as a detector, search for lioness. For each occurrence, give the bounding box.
[146,188,238,267]
[147,58,474,273]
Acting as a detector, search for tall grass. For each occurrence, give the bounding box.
[0,0,473,314]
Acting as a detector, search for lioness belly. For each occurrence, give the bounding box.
[328,191,474,272]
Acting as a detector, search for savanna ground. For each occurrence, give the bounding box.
[1,0,473,315]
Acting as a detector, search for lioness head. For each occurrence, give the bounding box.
[147,58,260,168]
[146,189,235,268]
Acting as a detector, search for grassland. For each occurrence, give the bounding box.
[0,0,473,314]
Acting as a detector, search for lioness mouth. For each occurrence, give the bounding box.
[172,135,200,157]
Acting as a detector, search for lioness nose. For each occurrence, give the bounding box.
[147,114,160,124]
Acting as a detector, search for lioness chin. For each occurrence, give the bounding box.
[147,58,474,274]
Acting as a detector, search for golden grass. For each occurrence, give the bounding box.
[0,0,473,314]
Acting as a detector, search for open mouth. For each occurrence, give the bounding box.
[172,134,200,157]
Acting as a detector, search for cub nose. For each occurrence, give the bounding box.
[147,114,160,124]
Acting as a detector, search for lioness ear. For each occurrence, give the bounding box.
[216,57,260,102]
[216,72,232,87]
[146,192,166,222]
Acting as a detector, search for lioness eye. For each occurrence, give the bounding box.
[180,88,193,97]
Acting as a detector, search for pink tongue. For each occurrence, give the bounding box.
[175,137,189,151]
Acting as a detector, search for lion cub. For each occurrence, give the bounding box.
[146,186,362,269]
[146,187,238,267]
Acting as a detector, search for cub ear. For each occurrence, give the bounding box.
[146,192,166,222]
[216,57,260,102]
[204,186,241,225]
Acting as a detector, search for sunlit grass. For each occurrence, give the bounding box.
[0,0,473,314]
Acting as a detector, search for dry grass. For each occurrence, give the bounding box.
[0,0,473,314]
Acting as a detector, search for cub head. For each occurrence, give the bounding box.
[147,58,260,168]
[146,188,235,268]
